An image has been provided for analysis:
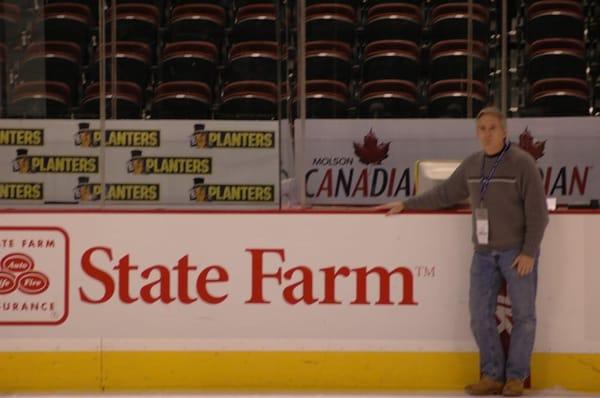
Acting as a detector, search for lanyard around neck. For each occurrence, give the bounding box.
[479,141,510,204]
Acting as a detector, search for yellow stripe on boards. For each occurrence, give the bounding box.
[0,352,598,392]
[0,352,102,391]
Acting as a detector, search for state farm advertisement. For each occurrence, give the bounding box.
[300,117,599,205]
[0,212,599,353]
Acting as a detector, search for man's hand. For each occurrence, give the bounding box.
[512,254,535,277]
[373,201,405,215]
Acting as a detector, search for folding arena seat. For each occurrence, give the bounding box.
[20,41,82,104]
[306,0,358,5]
[363,40,419,83]
[366,0,421,7]
[159,41,218,87]
[430,0,489,5]
[306,41,352,84]
[526,0,584,42]
[107,0,162,4]
[428,79,486,117]
[529,78,589,116]
[226,41,279,83]
[0,2,20,44]
[44,0,95,7]
[167,3,226,45]
[81,81,143,119]
[88,41,152,90]
[306,3,356,44]
[430,39,488,83]
[430,2,489,43]
[44,0,99,25]
[0,43,6,116]
[364,2,422,44]
[151,81,212,119]
[106,3,160,46]
[231,3,277,43]
[9,81,70,118]
[305,80,349,118]
[359,79,417,118]
[220,80,278,119]
[235,0,276,6]
[33,3,91,49]
[527,38,586,83]
[172,0,227,6]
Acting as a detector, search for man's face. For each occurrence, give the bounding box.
[476,114,507,155]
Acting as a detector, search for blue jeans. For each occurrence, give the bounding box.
[469,248,538,381]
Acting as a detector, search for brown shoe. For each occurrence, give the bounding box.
[465,376,504,396]
[502,378,524,396]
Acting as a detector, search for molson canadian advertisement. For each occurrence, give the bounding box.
[0,120,280,207]
[299,117,599,206]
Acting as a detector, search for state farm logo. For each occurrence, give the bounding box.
[0,253,49,294]
[0,227,69,326]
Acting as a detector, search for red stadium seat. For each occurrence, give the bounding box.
[9,81,71,118]
[152,81,212,119]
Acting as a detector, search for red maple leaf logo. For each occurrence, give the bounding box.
[518,127,546,160]
[353,129,390,165]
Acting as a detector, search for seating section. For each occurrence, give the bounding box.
[151,80,212,119]
[0,0,597,119]
[0,43,6,117]
[222,41,279,117]
[428,1,489,117]
[81,81,143,119]
[359,0,421,118]
[521,0,589,116]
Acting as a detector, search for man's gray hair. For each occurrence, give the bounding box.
[476,106,507,130]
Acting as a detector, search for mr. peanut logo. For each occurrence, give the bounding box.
[0,227,69,325]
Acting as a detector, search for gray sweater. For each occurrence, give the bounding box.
[404,145,549,256]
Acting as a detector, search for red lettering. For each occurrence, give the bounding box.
[351,169,368,197]
[196,266,229,304]
[80,246,115,304]
[319,266,351,304]
[140,265,173,303]
[80,247,230,305]
[352,266,417,305]
[569,166,589,195]
[173,255,197,304]
[114,255,139,303]
[245,248,284,304]
[282,266,318,304]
